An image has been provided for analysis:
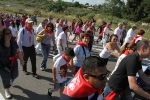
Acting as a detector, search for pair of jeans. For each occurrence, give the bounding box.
[0,67,11,88]
[40,43,50,69]
[103,84,133,100]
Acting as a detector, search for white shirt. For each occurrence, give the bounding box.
[36,23,44,33]
[124,28,134,43]
[135,35,142,43]
[111,54,127,75]
[55,23,63,38]
[57,32,67,48]
[9,26,17,37]
[54,56,68,83]
[48,19,54,24]
[103,27,109,39]
[114,27,122,41]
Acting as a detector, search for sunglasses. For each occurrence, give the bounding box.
[131,48,136,52]
[5,32,11,35]
[113,38,118,41]
[47,26,52,27]
[85,71,110,81]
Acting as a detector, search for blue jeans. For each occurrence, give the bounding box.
[103,84,133,100]
[40,43,50,69]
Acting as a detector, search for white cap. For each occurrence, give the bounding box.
[26,18,33,23]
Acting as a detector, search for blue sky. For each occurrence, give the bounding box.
[63,0,127,5]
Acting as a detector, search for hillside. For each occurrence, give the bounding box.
[0,0,150,39]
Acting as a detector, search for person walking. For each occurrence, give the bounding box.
[37,23,56,71]
[17,18,38,78]
[0,28,24,99]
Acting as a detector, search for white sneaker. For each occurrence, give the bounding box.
[5,89,11,99]
[40,67,44,71]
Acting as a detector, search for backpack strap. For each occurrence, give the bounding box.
[81,46,86,59]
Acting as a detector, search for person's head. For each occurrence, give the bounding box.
[0,28,12,47]
[82,56,108,89]
[72,19,76,23]
[118,22,123,29]
[49,15,53,20]
[0,17,4,26]
[10,21,15,28]
[123,25,126,30]
[56,18,60,23]
[131,24,137,31]
[78,21,83,27]
[41,19,47,28]
[81,33,91,45]
[6,16,10,20]
[107,22,111,28]
[120,42,136,55]
[137,30,145,36]
[109,34,118,43]
[59,19,63,25]
[62,26,69,33]
[46,22,54,32]
[136,40,150,59]
[64,19,68,23]
[64,48,75,60]
[25,18,33,28]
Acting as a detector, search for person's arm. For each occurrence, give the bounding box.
[68,59,75,74]
[16,49,24,66]
[52,32,56,51]
[37,29,46,38]
[59,39,63,51]
[52,67,57,83]
[138,70,150,85]
[128,76,150,99]
[17,29,24,52]
[107,44,119,58]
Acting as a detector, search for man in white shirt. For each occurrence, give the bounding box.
[35,19,47,54]
[114,22,123,47]
[102,23,111,48]
[124,24,137,44]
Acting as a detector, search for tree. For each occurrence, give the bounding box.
[85,3,89,6]
[74,1,81,7]
[123,0,143,21]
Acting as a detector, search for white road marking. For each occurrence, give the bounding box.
[0,93,5,100]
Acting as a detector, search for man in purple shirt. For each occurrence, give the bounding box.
[3,16,11,28]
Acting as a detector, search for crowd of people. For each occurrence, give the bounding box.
[0,12,150,100]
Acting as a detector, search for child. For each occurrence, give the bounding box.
[48,48,75,97]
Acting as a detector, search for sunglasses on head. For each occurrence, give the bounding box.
[85,70,110,81]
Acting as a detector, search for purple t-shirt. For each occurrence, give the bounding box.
[3,19,11,28]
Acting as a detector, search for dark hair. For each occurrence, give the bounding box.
[0,17,4,26]
[62,26,68,31]
[0,28,12,47]
[109,34,118,42]
[81,33,91,40]
[137,30,145,35]
[46,22,54,31]
[136,40,150,50]
[120,42,136,55]
[10,21,15,28]
[82,56,106,74]
[65,48,75,57]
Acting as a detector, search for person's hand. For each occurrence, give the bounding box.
[58,70,64,75]
[53,78,58,83]
[21,51,24,57]
[61,47,64,51]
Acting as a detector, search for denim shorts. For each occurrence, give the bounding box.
[54,81,66,90]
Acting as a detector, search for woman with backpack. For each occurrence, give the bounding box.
[72,33,91,74]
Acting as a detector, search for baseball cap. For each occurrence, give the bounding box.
[26,18,33,23]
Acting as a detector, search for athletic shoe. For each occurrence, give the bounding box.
[5,89,11,99]
[48,88,52,98]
